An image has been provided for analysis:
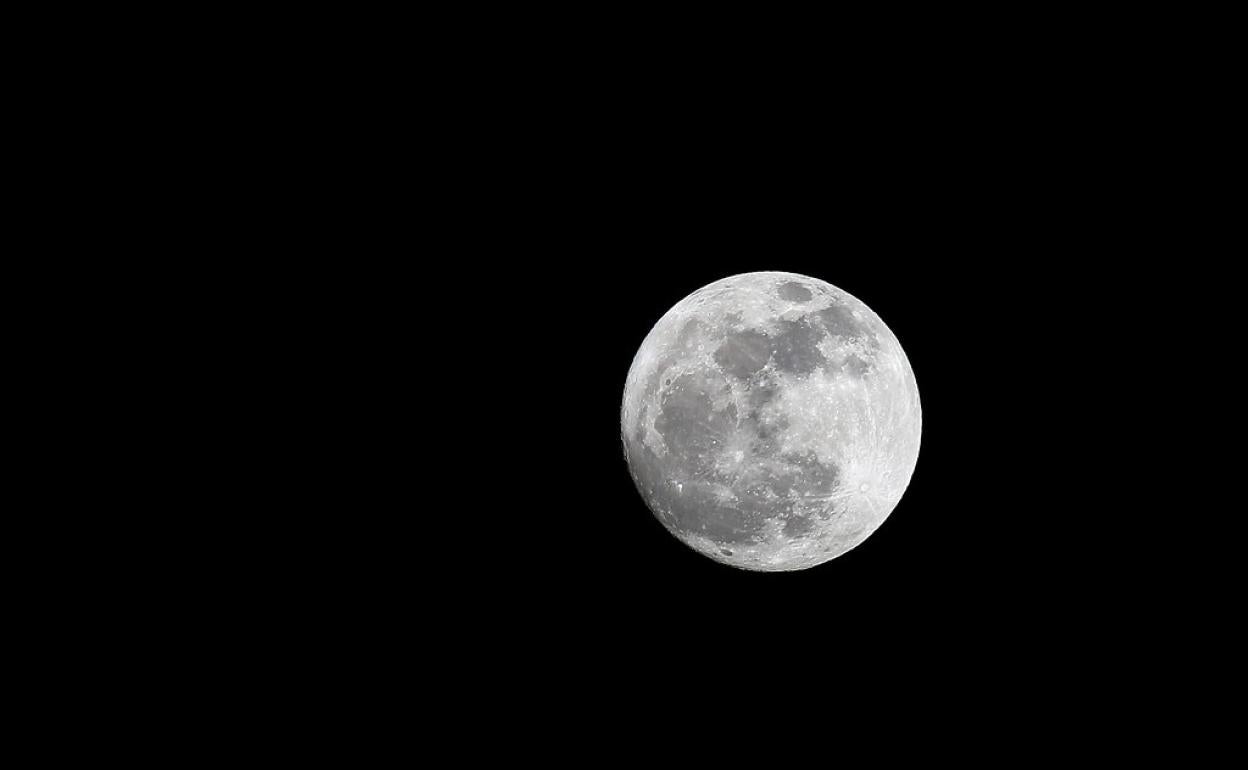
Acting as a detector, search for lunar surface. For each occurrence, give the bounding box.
[621,272,921,571]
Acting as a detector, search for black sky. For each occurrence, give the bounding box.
[472,216,1118,654]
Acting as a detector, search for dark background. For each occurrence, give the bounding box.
[152,16,1234,751]
[462,210,1130,680]
[33,12,1230,749]
[379,81,1211,683]
[262,71,1231,707]
[278,56,1221,702]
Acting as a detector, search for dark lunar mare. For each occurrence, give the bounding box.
[653,372,736,478]
[712,299,878,384]
[628,426,845,547]
[770,318,827,375]
[814,304,875,348]
[776,281,813,302]
[627,298,874,551]
[713,330,770,379]
[664,480,770,544]
[630,373,846,549]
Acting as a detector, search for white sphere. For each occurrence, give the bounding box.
[621,272,921,571]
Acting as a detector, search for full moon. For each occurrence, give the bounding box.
[621,272,921,571]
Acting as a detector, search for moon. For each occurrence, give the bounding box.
[621,272,921,571]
